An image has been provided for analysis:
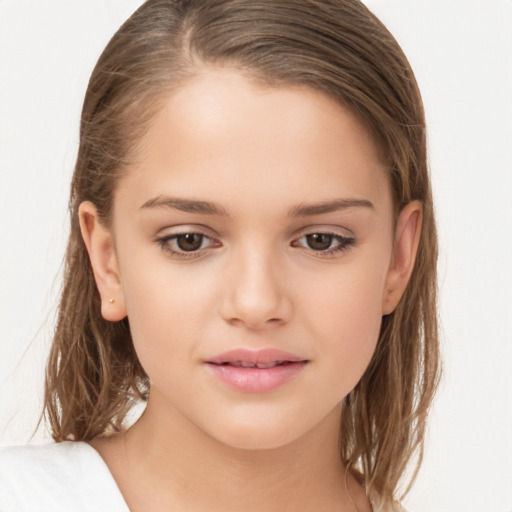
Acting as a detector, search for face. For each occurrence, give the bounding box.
[82,68,419,450]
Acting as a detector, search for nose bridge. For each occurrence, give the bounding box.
[221,241,291,328]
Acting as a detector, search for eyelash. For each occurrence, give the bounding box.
[155,231,355,260]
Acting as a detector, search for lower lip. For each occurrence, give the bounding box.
[206,362,307,393]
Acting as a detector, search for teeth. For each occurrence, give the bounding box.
[226,361,284,368]
[255,362,278,369]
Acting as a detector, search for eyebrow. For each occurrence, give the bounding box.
[140,196,230,216]
[287,198,375,217]
[139,195,374,217]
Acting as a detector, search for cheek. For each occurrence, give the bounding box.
[302,257,388,384]
[118,256,218,375]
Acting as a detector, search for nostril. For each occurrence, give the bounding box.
[245,318,282,329]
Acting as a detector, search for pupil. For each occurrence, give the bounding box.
[177,233,203,251]
[306,233,332,251]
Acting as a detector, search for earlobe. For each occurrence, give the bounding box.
[78,201,127,322]
[382,200,423,315]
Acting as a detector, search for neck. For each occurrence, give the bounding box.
[106,392,364,512]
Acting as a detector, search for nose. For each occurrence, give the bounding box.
[219,247,293,330]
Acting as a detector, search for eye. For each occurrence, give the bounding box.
[174,233,205,252]
[304,233,335,251]
[292,232,355,256]
[156,231,219,259]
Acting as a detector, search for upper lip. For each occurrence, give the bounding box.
[206,348,307,365]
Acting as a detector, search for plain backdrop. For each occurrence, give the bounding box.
[1,1,511,511]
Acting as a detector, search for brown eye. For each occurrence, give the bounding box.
[176,233,204,251]
[305,233,334,251]
[156,231,219,259]
[292,231,355,256]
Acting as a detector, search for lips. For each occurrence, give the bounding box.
[223,360,289,369]
[207,348,306,365]
[205,348,308,393]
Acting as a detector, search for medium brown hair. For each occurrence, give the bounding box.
[44,0,440,505]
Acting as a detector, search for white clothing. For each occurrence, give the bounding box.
[0,442,129,512]
[0,441,405,512]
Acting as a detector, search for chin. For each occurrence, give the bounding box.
[202,409,318,452]
[216,427,300,451]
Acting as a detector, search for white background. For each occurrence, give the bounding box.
[1,1,511,511]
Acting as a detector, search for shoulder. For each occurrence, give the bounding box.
[0,441,129,512]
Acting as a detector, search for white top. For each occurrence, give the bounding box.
[0,441,405,512]
[0,442,129,512]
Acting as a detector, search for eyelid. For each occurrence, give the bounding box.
[155,223,219,236]
[292,224,355,239]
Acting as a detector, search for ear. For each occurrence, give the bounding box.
[382,200,423,315]
[78,201,127,322]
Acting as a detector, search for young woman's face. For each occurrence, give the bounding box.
[103,69,400,449]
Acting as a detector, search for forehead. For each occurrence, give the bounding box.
[116,68,391,216]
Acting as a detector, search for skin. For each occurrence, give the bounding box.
[80,68,422,512]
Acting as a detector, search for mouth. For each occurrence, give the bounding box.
[205,348,308,393]
[211,360,301,369]
[207,348,307,366]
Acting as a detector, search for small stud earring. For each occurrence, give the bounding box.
[108,298,115,307]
